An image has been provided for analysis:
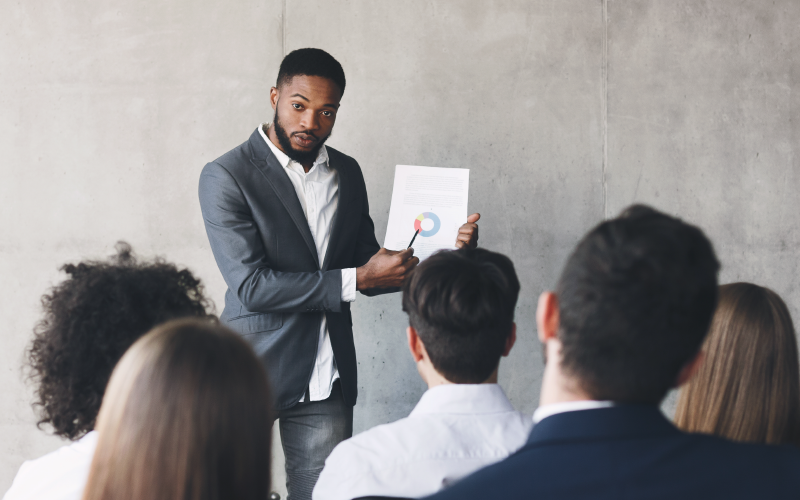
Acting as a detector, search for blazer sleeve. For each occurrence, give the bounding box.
[199,161,343,313]
[350,160,399,297]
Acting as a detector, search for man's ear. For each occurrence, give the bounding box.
[407,326,424,362]
[270,86,279,110]
[536,292,559,343]
[674,351,705,387]
[502,323,517,357]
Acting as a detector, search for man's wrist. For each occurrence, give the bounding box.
[355,265,372,291]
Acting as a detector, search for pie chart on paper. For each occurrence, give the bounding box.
[414,212,441,237]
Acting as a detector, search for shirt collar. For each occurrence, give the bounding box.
[409,384,517,417]
[259,122,329,170]
[532,400,615,424]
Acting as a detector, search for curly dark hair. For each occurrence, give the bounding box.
[27,242,214,440]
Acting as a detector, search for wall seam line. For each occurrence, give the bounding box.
[282,0,287,56]
[602,0,609,219]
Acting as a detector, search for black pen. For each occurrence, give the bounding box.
[407,229,420,249]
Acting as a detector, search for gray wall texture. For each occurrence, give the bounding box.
[2,0,799,496]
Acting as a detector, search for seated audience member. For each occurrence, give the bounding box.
[425,205,800,500]
[3,243,211,500]
[313,248,532,500]
[81,318,272,500]
[675,282,800,447]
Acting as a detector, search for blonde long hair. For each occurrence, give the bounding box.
[82,318,272,500]
[675,283,800,446]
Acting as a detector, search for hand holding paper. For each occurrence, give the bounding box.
[384,165,470,261]
[455,213,480,249]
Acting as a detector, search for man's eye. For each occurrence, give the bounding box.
[322,111,332,117]
[292,103,302,109]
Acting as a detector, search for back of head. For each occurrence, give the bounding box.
[83,318,272,500]
[556,205,720,403]
[277,48,346,94]
[27,242,212,440]
[401,248,521,383]
[675,283,800,446]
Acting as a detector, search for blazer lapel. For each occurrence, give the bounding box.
[321,151,349,272]
[247,130,320,267]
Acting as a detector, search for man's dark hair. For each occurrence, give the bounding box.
[402,248,520,384]
[556,204,720,404]
[27,242,213,440]
[277,48,346,94]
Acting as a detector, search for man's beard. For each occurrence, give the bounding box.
[272,109,331,165]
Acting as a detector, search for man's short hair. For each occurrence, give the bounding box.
[402,248,520,384]
[556,204,720,404]
[277,48,346,95]
[27,242,213,440]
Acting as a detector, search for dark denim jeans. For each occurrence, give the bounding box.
[276,381,353,500]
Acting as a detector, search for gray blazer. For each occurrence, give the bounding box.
[199,128,387,410]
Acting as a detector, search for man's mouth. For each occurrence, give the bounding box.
[292,133,317,149]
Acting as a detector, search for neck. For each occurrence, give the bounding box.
[422,365,498,389]
[539,344,593,407]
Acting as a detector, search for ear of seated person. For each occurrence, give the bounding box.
[423,205,800,500]
[312,248,532,500]
[675,282,800,447]
[3,243,211,500]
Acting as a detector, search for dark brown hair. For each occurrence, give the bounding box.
[82,318,272,500]
[401,248,520,383]
[556,205,720,403]
[27,242,212,440]
[675,283,800,447]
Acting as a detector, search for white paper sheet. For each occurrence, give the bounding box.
[383,165,470,261]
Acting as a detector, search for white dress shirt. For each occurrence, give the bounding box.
[3,431,97,500]
[312,384,533,500]
[532,400,615,423]
[259,123,357,402]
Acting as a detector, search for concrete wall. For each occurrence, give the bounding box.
[2,0,799,496]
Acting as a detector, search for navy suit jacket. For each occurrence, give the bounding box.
[425,405,800,500]
[199,128,388,410]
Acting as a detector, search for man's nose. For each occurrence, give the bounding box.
[299,110,319,131]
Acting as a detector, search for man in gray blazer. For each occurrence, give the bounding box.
[198,48,479,500]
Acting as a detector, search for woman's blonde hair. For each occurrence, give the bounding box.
[82,318,272,500]
[675,282,800,446]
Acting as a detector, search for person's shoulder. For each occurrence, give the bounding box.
[327,416,419,467]
[315,418,421,500]
[667,433,800,498]
[426,431,800,500]
[4,432,97,500]
[421,447,529,500]
[509,410,534,430]
[689,432,800,476]
[208,138,252,171]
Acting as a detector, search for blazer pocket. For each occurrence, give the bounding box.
[226,312,283,335]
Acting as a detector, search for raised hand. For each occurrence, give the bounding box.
[455,213,480,249]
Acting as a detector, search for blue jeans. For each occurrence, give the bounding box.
[276,381,353,500]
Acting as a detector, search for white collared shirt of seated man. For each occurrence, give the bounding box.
[312,323,531,500]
